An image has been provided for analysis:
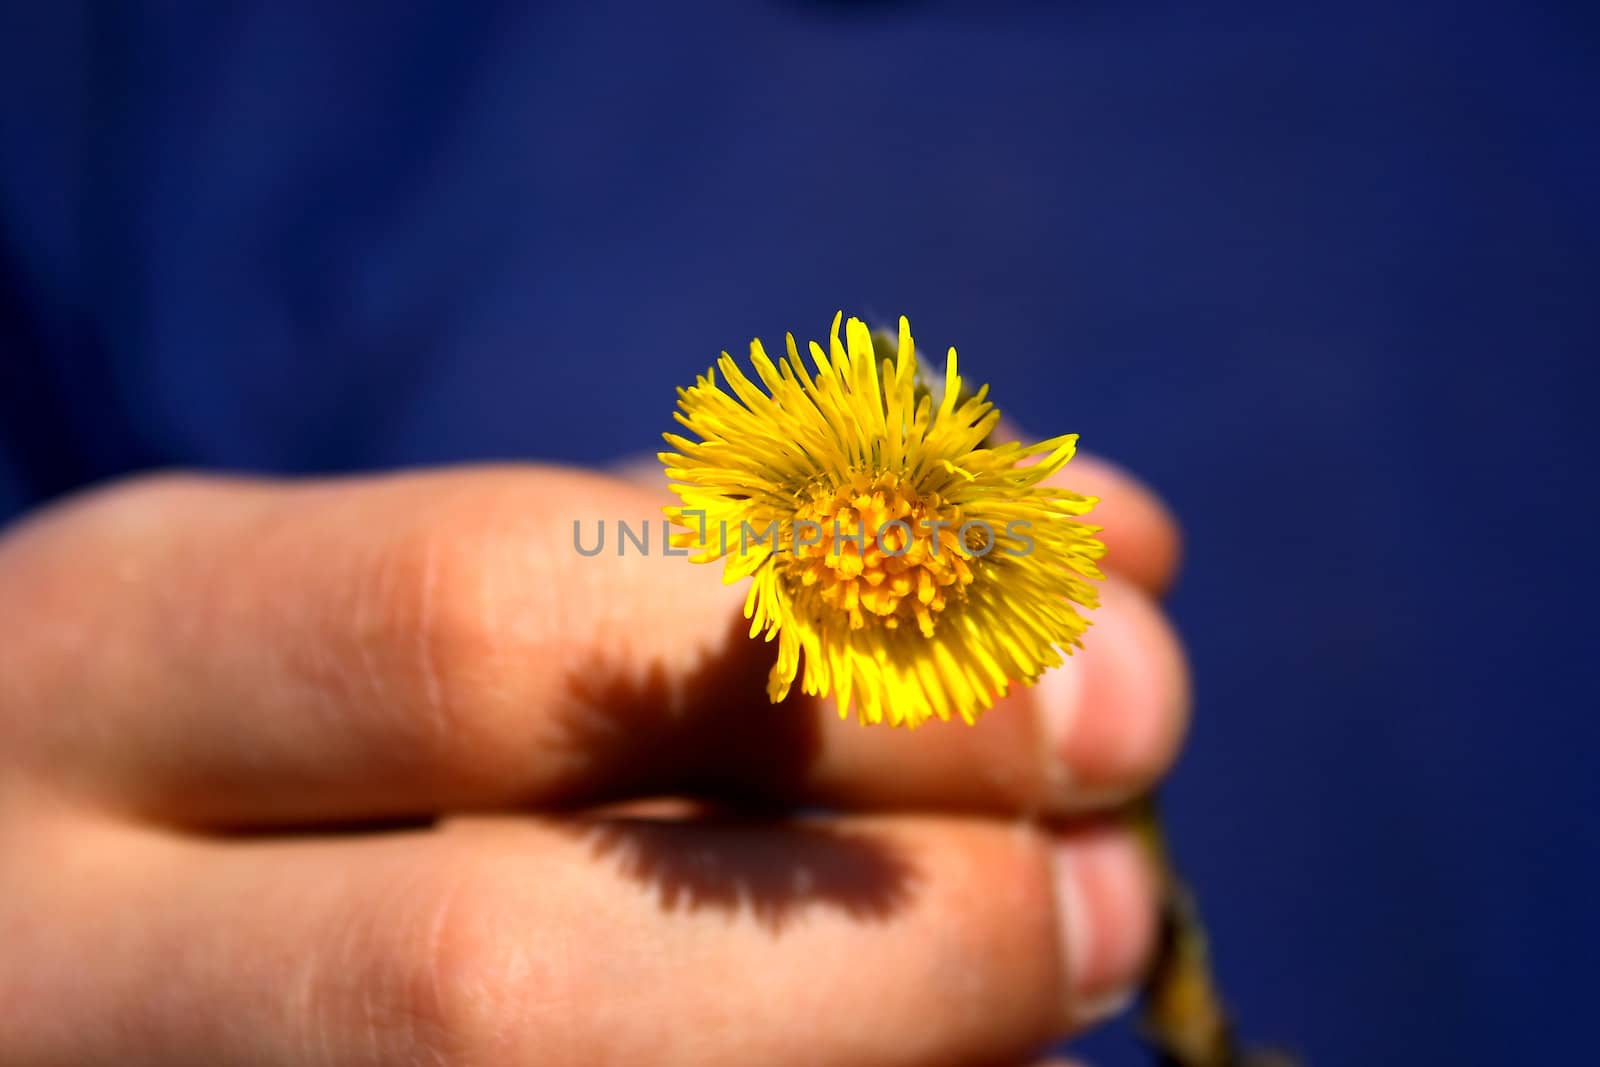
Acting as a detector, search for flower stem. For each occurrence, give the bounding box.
[1132,797,1301,1067]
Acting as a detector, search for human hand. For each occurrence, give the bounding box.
[0,459,1185,1066]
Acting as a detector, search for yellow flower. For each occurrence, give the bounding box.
[659,312,1105,728]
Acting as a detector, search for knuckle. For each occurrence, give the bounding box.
[70,469,230,530]
[372,865,544,1065]
[348,501,529,765]
[101,467,216,502]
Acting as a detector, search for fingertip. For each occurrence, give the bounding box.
[1034,575,1191,810]
[992,420,1181,594]
[1053,823,1159,1024]
[1050,453,1182,595]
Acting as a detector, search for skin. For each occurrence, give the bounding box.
[0,452,1186,1067]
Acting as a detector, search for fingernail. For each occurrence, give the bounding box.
[1034,657,1125,812]
[1052,828,1157,1021]
[1034,657,1089,793]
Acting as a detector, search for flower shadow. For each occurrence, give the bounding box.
[570,811,918,935]
[552,609,826,811]
[552,611,918,932]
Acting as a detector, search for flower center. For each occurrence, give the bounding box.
[787,472,977,637]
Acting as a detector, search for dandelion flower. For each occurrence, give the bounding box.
[659,313,1105,728]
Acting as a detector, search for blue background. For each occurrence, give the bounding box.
[2,3,1595,1064]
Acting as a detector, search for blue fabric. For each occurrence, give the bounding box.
[2,3,1595,1063]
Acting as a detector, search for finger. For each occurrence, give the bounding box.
[992,414,1180,597]
[803,572,1189,817]
[1043,453,1181,596]
[2,469,1182,826]
[3,813,1155,1066]
[0,466,742,823]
